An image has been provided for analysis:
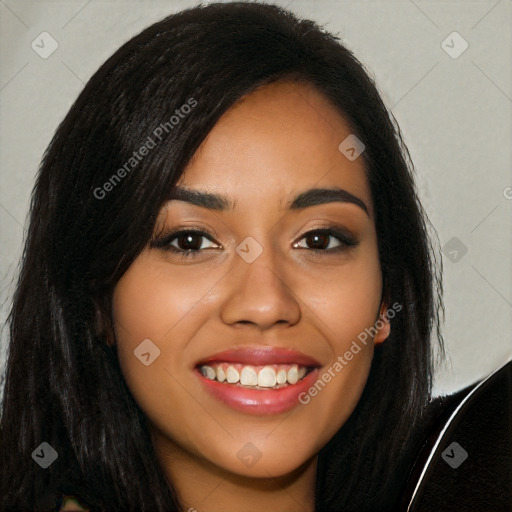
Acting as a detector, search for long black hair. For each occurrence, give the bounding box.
[0,2,443,511]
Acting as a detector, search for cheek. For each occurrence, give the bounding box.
[110,254,195,406]
[308,244,383,347]
[111,250,224,357]
[294,246,382,429]
[113,256,198,341]
[111,256,206,450]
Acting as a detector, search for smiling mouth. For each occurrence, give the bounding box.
[195,347,322,414]
[198,363,313,390]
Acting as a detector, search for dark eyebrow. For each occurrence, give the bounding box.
[167,186,369,215]
[287,187,368,215]
[167,186,231,210]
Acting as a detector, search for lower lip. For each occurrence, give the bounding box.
[196,368,320,415]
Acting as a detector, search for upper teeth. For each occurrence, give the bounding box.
[199,363,307,388]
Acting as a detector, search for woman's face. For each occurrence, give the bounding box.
[112,80,389,479]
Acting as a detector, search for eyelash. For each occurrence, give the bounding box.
[150,226,358,259]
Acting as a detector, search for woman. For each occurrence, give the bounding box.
[0,2,444,511]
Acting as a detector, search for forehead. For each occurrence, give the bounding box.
[177,79,373,217]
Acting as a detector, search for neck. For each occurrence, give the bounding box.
[152,431,317,512]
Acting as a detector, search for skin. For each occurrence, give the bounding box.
[112,79,390,512]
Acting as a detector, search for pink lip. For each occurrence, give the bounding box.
[197,346,321,367]
[195,347,321,415]
[196,367,320,415]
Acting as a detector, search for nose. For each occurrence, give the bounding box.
[219,241,301,331]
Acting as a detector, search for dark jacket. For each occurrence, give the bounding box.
[402,360,512,512]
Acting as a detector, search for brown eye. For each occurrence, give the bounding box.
[151,229,219,256]
[174,232,206,251]
[294,228,358,253]
[304,232,330,250]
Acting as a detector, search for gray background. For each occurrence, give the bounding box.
[1,0,511,400]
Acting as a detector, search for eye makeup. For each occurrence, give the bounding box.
[150,224,359,259]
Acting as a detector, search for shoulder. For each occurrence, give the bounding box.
[403,360,512,511]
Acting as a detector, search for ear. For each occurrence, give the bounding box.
[374,302,391,345]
